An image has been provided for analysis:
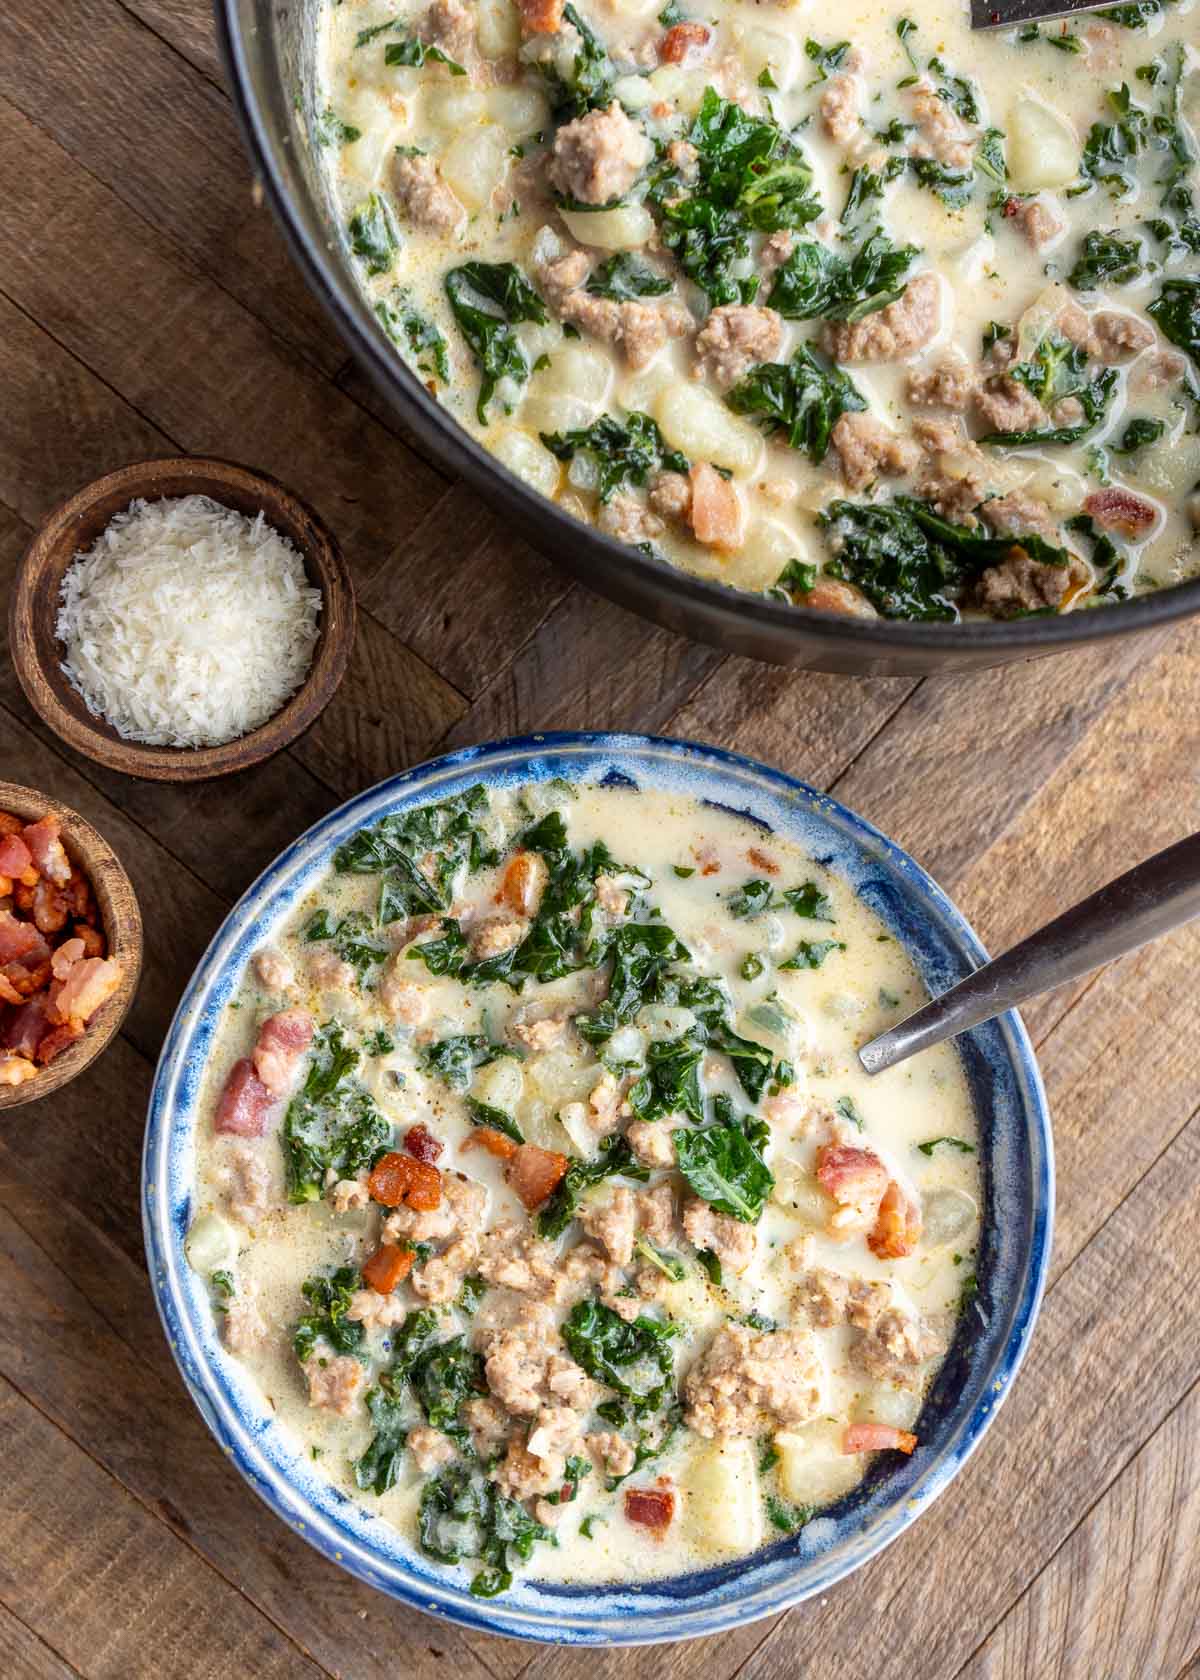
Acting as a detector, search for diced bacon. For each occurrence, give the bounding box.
[0,812,22,837]
[0,834,33,880]
[1083,488,1158,538]
[624,1486,676,1530]
[868,1180,922,1260]
[0,1054,38,1087]
[497,851,549,917]
[22,816,71,886]
[30,879,70,935]
[688,462,743,550]
[36,1019,85,1065]
[0,909,50,968]
[2,995,50,1059]
[842,1423,917,1455]
[51,937,85,981]
[816,1143,890,1206]
[74,923,105,959]
[368,1150,443,1210]
[362,1243,416,1293]
[215,1058,277,1138]
[660,20,711,61]
[507,1142,569,1209]
[49,956,121,1026]
[405,1123,444,1163]
[251,1007,314,1095]
[465,1126,520,1161]
[518,0,563,32]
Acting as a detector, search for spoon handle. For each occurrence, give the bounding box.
[859,832,1200,1076]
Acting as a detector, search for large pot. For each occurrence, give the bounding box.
[215,0,1200,675]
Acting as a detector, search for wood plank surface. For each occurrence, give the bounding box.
[3,2,1199,1676]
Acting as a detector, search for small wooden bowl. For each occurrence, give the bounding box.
[0,782,143,1111]
[8,457,355,782]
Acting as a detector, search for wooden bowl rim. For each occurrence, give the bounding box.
[8,455,356,783]
[0,781,144,1111]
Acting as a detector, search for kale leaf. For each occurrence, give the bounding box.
[383,35,467,74]
[980,334,1119,446]
[675,1099,773,1221]
[540,412,689,503]
[1148,276,1200,369]
[629,1027,707,1122]
[444,262,549,424]
[1077,84,1149,195]
[804,37,852,84]
[782,882,834,920]
[303,907,388,981]
[535,1134,650,1240]
[315,107,362,146]
[585,254,673,300]
[422,1033,520,1093]
[354,1381,411,1496]
[410,1335,486,1435]
[406,918,469,977]
[562,1297,678,1411]
[348,193,400,277]
[767,229,919,322]
[841,156,907,225]
[334,782,495,920]
[465,1096,525,1143]
[293,1266,365,1362]
[375,290,451,383]
[725,346,867,463]
[536,2,614,119]
[1067,228,1145,291]
[419,1463,552,1596]
[281,1024,391,1203]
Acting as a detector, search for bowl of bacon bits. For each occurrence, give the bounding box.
[0,781,142,1107]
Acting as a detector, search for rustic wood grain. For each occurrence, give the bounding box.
[3,0,1199,1672]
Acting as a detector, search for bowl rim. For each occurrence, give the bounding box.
[213,0,1200,667]
[8,454,356,783]
[0,780,143,1110]
[143,730,1053,1644]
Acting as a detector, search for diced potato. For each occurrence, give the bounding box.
[533,344,613,406]
[186,1211,238,1276]
[474,1055,525,1112]
[520,391,598,434]
[653,383,764,477]
[680,1438,764,1556]
[424,85,487,132]
[658,1270,724,1334]
[775,1424,862,1508]
[477,0,521,57]
[856,1385,922,1430]
[734,25,798,91]
[489,427,563,497]
[1007,96,1079,191]
[484,86,550,134]
[440,123,508,210]
[735,519,804,591]
[1136,433,1200,498]
[559,203,656,252]
[612,73,655,112]
[647,65,709,114]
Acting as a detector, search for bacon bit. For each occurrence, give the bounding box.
[1083,487,1158,538]
[368,1150,443,1210]
[22,816,71,886]
[692,842,721,876]
[517,0,564,32]
[465,1126,519,1161]
[747,847,779,875]
[35,1019,85,1065]
[688,462,743,550]
[0,834,33,881]
[624,1486,676,1530]
[49,957,121,1026]
[0,910,49,969]
[405,1123,444,1163]
[2,996,50,1059]
[497,850,548,917]
[362,1243,415,1293]
[252,1008,314,1095]
[51,938,85,982]
[1001,197,1021,219]
[815,1143,890,1206]
[30,879,69,935]
[0,1053,38,1086]
[842,1423,918,1455]
[0,813,23,838]
[74,923,105,959]
[215,1058,277,1137]
[506,1142,569,1209]
[660,20,711,61]
[868,1180,922,1259]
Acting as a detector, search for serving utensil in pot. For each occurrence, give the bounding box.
[971,0,1114,28]
[859,832,1200,1074]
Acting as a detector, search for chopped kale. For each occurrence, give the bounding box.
[841,156,907,225]
[375,289,451,383]
[444,262,549,424]
[585,253,673,300]
[406,918,469,977]
[697,1248,723,1286]
[293,1266,365,1362]
[916,1135,976,1156]
[909,157,975,210]
[334,783,495,919]
[281,1024,391,1203]
[1077,84,1149,196]
[364,1029,395,1057]
[348,193,400,277]
[315,107,362,146]
[536,2,614,118]
[536,1134,650,1239]
[629,1028,707,1123]
[419,1464,552,1596]
[725,346,867,463]
[675,1101,774,1222]
[804,38,852,84]
[423,1033,520,1093]
[410,1335,486,1435]
[562,1297,678,1411]
[767,557,819,603]
[540,411,689,503]
[727,879,775,919]
[779,937,845,969]
[1067,228,1145,290]
[1148,277,1200,369]
[1113,416,1166,451]
[782,882,834,920]
[354,1380,410,1496]
[383,35,467,74]
[303,907,388,981]
[836,1095,864,1130]
[766,1494,815,1533]
[465,1096,525,1144]
[767,229,919,321]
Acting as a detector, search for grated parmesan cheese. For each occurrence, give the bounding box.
[56,495,323,750]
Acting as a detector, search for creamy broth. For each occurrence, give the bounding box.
[189,781,980,1594]
[312,0,1199,623]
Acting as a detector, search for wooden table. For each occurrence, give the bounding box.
[3,4,1199,1675]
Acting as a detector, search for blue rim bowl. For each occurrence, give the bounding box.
[143,732,1053,1646]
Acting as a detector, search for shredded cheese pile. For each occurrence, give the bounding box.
[56,494,323,749]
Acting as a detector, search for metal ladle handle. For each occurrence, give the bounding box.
[859,832,1200,1076]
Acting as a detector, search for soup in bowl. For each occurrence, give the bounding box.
[144,734,1051,1643]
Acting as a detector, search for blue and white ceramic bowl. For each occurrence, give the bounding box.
[144,733,1052,1646]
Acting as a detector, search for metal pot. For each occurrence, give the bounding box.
[215,0,1200,675]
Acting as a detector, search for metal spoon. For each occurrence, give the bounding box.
[970,0,1114,31]
[859,832,1200,1076]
